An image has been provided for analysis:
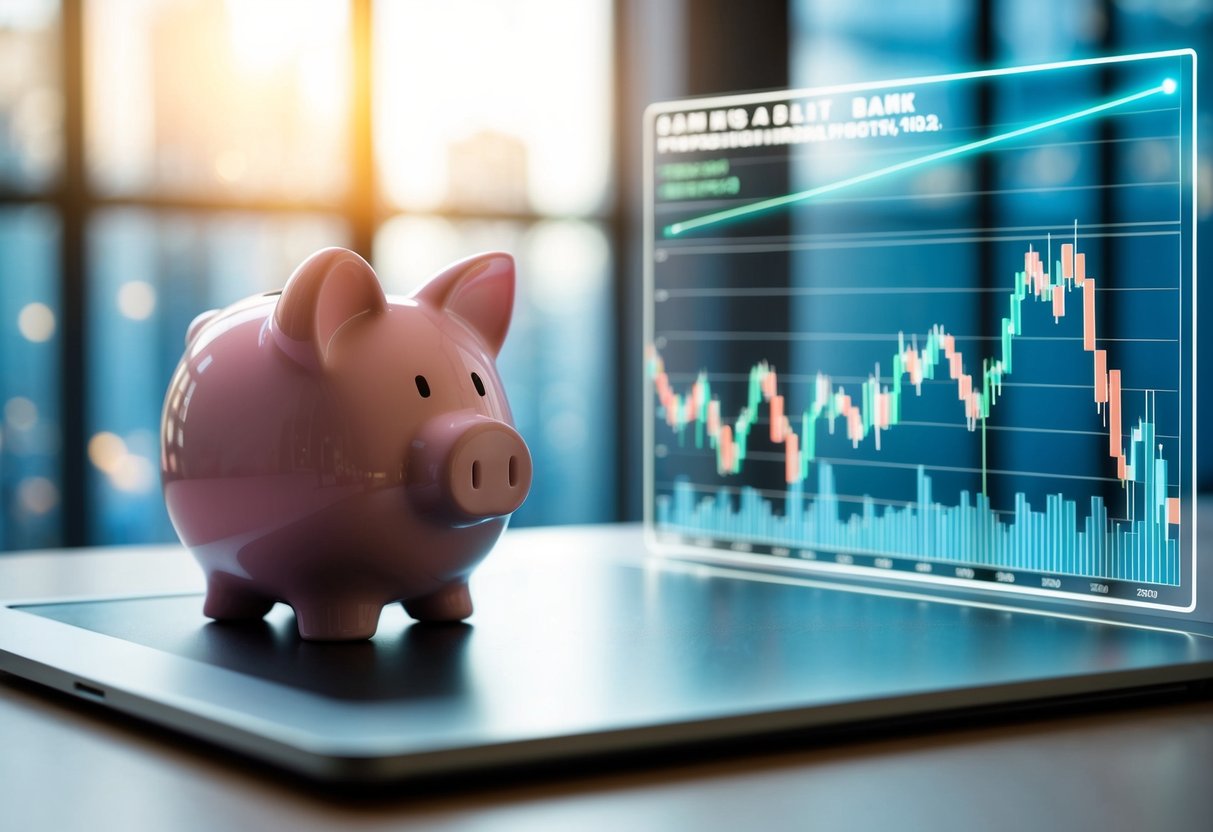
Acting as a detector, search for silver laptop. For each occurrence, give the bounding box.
[3,51,1210,783]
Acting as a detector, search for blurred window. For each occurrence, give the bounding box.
[85,0,351,201]
[0,1,61,191]
[374,0,612,217]
[0,0,615,550]
[0,208,61,550]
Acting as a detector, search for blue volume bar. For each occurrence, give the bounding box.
[658,415,1179,585]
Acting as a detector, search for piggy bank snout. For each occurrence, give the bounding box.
[448,423,532,518]
[409,416,532,523]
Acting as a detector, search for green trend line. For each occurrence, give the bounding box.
[663,80,1175,237]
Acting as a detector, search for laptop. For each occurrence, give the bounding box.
[2,50,1211,783]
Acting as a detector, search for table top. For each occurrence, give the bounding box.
[3,527,1213,831]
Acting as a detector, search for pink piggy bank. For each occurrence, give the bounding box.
[160,247,532,640]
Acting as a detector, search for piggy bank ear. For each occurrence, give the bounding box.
[413,252,514,357]
[271,247,386,370]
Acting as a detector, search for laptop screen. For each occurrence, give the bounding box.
[644,51,1204,626]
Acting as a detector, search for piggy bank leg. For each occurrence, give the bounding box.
[203,574,275,621]
[403,582,473,622]
[291,600,383,641]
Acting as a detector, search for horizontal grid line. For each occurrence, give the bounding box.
[659,373,1178,394]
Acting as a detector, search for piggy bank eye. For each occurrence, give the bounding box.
[470,372,486,397]
[415,375,431,398]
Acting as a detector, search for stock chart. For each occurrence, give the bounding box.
[645,52,1195,611]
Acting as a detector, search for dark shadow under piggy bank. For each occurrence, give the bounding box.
[161,248,532,640]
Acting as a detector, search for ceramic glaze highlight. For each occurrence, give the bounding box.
[160,247,532,640]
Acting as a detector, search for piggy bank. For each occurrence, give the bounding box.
[160,247,532,640]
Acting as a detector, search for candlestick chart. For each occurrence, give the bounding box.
[645,53,1195,610]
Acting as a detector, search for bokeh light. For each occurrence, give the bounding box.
[4,396,39,431]
[17,476,58,515]
[116,280,157,320]
[17,301,55,342]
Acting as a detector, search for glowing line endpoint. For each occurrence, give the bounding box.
[1162,78,1177,94]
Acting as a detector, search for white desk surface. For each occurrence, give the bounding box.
[2,526,1212,831]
